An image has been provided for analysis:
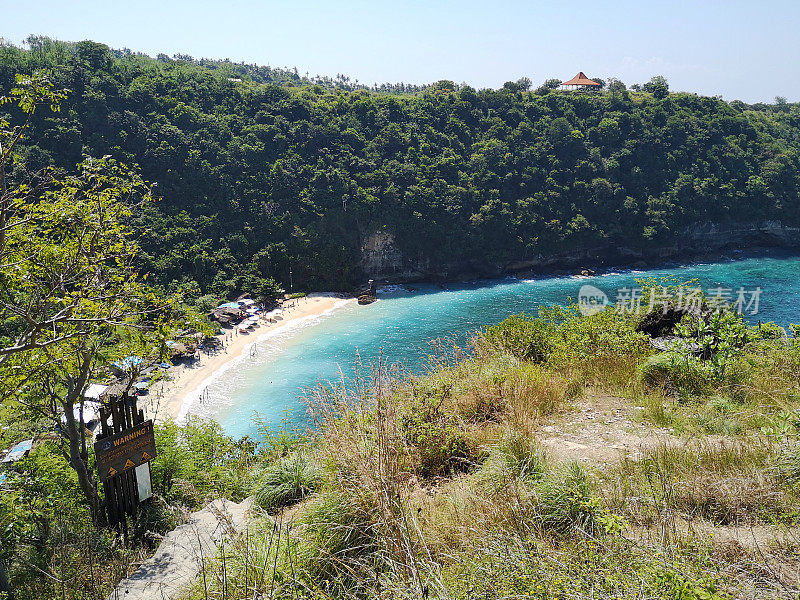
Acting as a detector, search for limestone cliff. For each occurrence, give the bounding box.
[358,221,800,284]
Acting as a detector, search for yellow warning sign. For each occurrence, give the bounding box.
[94,420,157,482]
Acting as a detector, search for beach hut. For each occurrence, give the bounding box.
[166,340,188,356]
[217,301,241,309]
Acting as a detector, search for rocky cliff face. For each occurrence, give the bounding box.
[358,221,800,284]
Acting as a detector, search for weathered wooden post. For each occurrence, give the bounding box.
[93,388,157,540]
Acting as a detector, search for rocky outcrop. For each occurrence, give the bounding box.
[358,221,800,284]
[107,497,253,600]
[361,231,403,275]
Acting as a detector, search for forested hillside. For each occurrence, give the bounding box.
[2,37,799,298]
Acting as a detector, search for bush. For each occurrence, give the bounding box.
[483,314,553,362]
[748,321,786,341]
[638,352,709,396]
[298,491,377,584]
[779,443,800,484]
[401,396,475,478]
[254,452,321,510]
[531,462,614,535]
[502,363,580,417]
[478,429,547,490]
[151,418,258,507]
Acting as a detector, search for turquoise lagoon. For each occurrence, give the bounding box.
[186,253,800,438]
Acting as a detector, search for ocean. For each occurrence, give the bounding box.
[184,253,800,439]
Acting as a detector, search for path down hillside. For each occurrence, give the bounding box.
[107,497,253,600]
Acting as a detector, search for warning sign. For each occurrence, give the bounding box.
[94,420,157,482]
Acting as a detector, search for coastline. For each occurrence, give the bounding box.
[143,293,353,424]
[138,247,800,429]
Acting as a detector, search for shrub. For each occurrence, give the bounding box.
[401,396,474,478]
[531,463,615,535]
[502,363,579,418]
[748,321,786,341]
[254,452,321,510]
[298,491,377,584]
[638,352,709,396]
[482,314,553,362]
[779,443,800,484]
[151,418,258,507]
[476,429,548,494]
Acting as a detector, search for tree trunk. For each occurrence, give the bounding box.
[0,557,12,599]
[61,352,107,527]
[63,402,106,528]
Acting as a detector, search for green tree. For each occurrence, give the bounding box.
[643,75,669,99]
[0,74,163,526]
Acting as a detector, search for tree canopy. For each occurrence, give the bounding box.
[2,38,799,299]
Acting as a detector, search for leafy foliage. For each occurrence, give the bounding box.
[2,38,799,296]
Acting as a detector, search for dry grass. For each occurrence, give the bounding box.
[607,439,797,527]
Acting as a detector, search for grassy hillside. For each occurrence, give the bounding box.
[164,289,800,599]
[2,276,799,598]
[2,38,799,299]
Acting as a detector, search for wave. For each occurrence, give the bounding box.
[175,298,353,424]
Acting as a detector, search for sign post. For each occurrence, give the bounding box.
[94,390,156,536]
[94,420,156,482]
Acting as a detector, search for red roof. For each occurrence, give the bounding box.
[561,72,600,86]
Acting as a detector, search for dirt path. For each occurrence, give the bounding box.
[538,392,676,464]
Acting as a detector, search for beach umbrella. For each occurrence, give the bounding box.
[83,383,108,400]
[62,401,102,426]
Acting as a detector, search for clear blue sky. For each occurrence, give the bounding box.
[2,0,798,102]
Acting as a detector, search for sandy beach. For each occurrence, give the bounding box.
[142,293,352,424]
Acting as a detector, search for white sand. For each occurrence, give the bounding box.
[142,294,352,423]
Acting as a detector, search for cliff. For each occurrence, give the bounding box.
[359,221,800,283]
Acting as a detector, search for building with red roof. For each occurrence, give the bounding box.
[561,72,601,90]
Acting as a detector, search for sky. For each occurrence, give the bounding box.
[1,0,798,103]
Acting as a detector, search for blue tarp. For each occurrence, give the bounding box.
[112,356,143,371]
[1,439,33,464]
[217,302,240,309]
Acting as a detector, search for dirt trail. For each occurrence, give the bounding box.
[538,393,676,464]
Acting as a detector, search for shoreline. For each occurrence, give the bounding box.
[143,293,353,424]
[140,248,800,428]
[375,246,800,288]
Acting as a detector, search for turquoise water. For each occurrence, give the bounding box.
[188,253,800,438]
